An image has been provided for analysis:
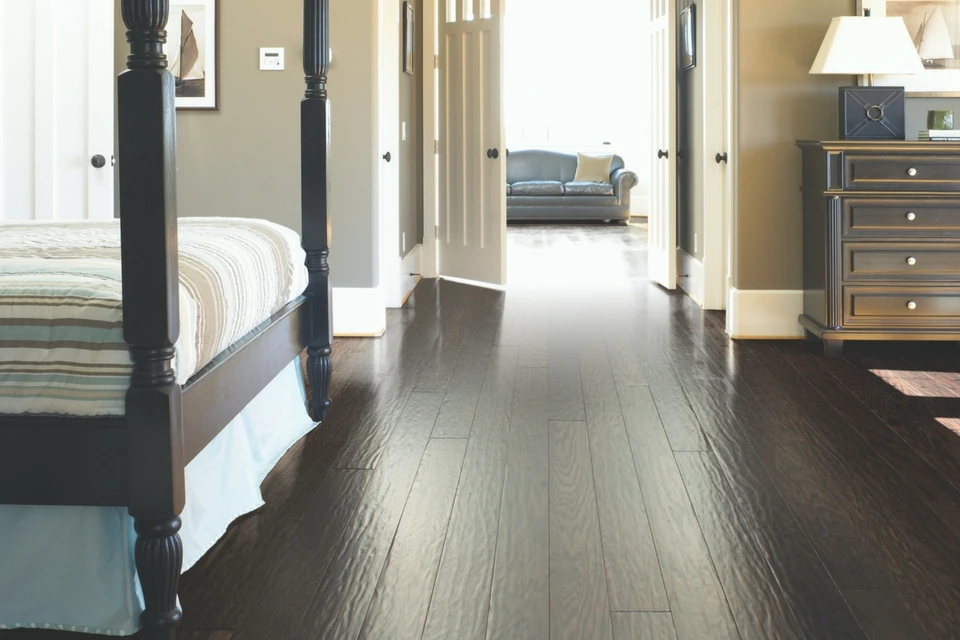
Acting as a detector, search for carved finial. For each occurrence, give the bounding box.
[304,0,330,98]
[122,0,170,70]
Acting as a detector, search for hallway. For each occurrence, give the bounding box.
[16,223,960,639]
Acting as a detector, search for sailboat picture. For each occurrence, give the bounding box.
[860,0,960,96]
[164,1,219,109]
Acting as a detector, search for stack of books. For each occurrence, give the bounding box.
[919,129,960,141]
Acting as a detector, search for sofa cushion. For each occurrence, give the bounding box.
[574,154,614,183]
[511,180,565,196]
[564,181,615,196]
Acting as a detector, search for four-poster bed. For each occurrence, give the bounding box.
[0,0,332,637]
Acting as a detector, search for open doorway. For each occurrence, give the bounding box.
[420,0,735,315]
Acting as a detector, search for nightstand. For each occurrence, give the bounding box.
[798,140,960,357]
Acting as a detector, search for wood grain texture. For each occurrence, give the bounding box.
[617,385,740,640]
[579,347,668,612]
[357,438,467,640]
[647,371,710,452]
[292,393,445,640]
[611,613,678,640]
[548,421,614,640]
[485,368,550,640]
[841,589,932,640]
[421,347,520,640]
[548,347,586,421]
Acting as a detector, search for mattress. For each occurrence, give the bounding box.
[0,218,308,416]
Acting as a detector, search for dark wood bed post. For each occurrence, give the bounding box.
[118,1,185,639]
[302,0,334,422]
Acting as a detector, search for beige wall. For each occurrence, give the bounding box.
[735,0,855,291]
[114,0,381,289]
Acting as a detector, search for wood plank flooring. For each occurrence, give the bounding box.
[8,223,960,640]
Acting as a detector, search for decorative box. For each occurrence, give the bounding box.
[838,86,906,141]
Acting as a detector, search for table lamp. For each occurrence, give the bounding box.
[810,9,924,140]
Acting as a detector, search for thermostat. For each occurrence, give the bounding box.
[259,47,284,71]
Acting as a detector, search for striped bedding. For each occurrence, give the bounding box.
[0,218,308,417]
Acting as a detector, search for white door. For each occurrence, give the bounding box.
[648,0,678,290]
[0,0,114,221]
[700,0,728,310]
[379,0,403,306]
[438,0,507,287]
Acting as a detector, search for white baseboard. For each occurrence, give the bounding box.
[332,287,386,337]
[727,287,804,339]
[678,249,705,307]
[390,245,423,308]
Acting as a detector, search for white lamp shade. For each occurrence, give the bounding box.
[810,16,925,75]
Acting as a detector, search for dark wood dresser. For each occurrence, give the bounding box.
[798,140,960,357]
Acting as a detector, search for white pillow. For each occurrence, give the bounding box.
[574,154,614,184]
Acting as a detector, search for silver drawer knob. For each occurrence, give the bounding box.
[906,212,917,221]
[907,301,918,310]
[907,256,917,266]
[907,167,918,177]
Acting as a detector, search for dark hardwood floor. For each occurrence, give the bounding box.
[9,222,960,639]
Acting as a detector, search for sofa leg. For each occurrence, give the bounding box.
[135,517,183,640]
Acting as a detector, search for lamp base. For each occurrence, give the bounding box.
[839,86,906,140]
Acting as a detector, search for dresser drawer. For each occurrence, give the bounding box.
[844,198,960,238]
[844,154,960,191]
[844,287,960,327]
[844,243,960,282]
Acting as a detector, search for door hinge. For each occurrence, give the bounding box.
[434,224,439,237]
[434,140,439,154]
[434,55,440,69]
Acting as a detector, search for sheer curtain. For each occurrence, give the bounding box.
[504,0,649,212]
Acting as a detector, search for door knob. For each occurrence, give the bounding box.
[91,154,107,169]
[383,151,392,163]
[657,149,668,159]
[487,148,500,159]
[716,152,729,164]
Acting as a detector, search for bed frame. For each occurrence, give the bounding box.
[0,1,332,638]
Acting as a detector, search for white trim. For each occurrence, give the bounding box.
[421,235,439,279]
[726,288,804,339]
[332,287,386,337]
[391,244,423,308]
[700,0,726,310]
[678,249,705,307]
[421,0,439,280]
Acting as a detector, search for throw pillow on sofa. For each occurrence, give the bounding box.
[574,153,614,184]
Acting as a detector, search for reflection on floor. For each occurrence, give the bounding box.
[12,222,960,640]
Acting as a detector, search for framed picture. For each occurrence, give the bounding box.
[165,0,220,110]
[403,1,415,75]
[679,4,696,71]
[859,0,960,97]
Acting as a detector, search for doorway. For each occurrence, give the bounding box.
[419,0,735,316]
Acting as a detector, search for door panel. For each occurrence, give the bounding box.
[649,0,678,289]
[438,0,506,286]
[0,0,114,221]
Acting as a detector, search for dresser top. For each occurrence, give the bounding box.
[797,140,960,152]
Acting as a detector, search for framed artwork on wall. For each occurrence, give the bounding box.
[165,0,220,110]
[859,0,960,96]
[403,2,415,75]
[679,4,696,71]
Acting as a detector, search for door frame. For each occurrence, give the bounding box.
[420,0,737,306]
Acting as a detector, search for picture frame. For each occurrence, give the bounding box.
[164,0,220,110]
[403,2,415,75]
[679,4,696,71]
[859,0,960,97]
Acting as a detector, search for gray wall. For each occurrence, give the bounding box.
[736,0,856,291]
[114,0,381,290]
[907,98,960,137]
[398,0,424,258]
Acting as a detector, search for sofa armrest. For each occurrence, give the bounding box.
[611,169,639,207]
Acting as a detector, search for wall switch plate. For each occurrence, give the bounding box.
[259,47,284,71]
[694,233,699,254]
[402,122,407,141]
[402,232,407,253]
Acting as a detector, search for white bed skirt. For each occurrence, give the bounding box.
[0,358,316,636]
